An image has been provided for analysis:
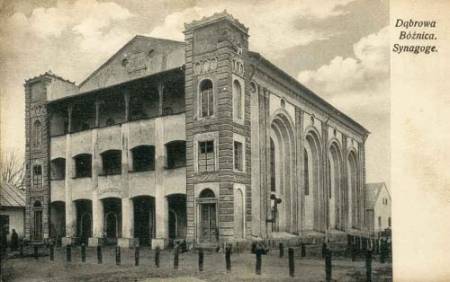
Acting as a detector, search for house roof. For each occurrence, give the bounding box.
[365,182,389,209]
[0,183,25,208]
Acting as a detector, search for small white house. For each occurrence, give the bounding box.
[0,183,26,243]
[365,182,391,234]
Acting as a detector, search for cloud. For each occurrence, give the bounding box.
[298,26,389,95]
[149,0,356,57]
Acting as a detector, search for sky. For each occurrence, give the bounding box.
[0,0,390,185]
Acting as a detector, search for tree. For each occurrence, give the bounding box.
[0,151,25,189]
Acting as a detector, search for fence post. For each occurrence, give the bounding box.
[325,248,332,282]
[49,243,54,261]
[321,242,327,259]
[66,245,71,262]
[198,248,204,272]
[97,245,102,264]
[366,249,373,282]
[155,246,160,268]
[81,243,86,263]
[19,242,24,256]
[301,243,306,257]
[279,242,284,258]
[288,248,295,277]
[225,244,232,272]
[115,246,121,265]
[135,246,140,266]
[174,246,179,270]
[34,245,38,260]
[255,249,262,275]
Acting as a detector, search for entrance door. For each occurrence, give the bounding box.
[200,203,217,243]
[106,213,117,239]
[80,214,92,245]
[34,211,43,240]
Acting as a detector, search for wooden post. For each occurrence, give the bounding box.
[49,243,54,261]
[279,242,284,258]
[155,247,160,268]
[81,244,86,263]
[34,245,38,260]
[225,244,232,272]
[325,248,332,282]
[366,249,373,282]
[288,248,295,277]
[301,243,306,257]
[19,242,23,256]
[198,248,204,272]
[66,245,71,262]
[97,245,102,264]
[115,246,121,265]
[255,250,262,275]
[174,246,179,270]
[135,246,140,266]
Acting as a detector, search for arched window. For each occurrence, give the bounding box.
[199,188,215,198]
[233,80,242,120]
[304,149,309,195]
[166,141,186,169]
[74,154,92,178]
[199,79,213,117]
[51,158,66,180]
[131,145,155,171]
[101,150,122,175]
[32,165,42,189]
[32,120,42,148]
[270,138,276,192]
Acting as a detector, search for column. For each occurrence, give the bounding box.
[89,193,104,246]
[152,117,168,249]
[118,197,136,247]
[62,112,76,245]
[321,121,329,234]
[295,108,305,235]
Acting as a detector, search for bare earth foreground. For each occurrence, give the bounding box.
[2,247,392,282]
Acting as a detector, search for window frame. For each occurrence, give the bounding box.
[198,79,214,119]
[74,154,92,178]
[232,75,245,124]
[233,133,246,173]
[32,165,42,189]
[194,132,219,174]
[101,150,122,176]
[32,120,42,148]
[166,141,186,169]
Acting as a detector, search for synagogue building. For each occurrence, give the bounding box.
[24,11,369,248]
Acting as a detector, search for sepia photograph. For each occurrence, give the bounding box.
[0,0,394,281]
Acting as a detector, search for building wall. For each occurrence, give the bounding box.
[373,187,391,232]
[0,208,25,242]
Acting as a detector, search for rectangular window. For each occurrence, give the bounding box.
[102,151,122,175]
[33,165,42,189]
[74,155,92,178]
[234,141,243,171]
[198,141,215,172]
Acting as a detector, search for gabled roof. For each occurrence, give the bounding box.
[79,35,185,90]
[365,182,389,209]
[0,183,25,208]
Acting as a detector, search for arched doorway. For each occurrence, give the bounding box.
[270,113,296,233]
[198,189,217,243]
[348,151,359,228]
[75,200,92,245]
[102,198,121,244]
[50,201,65,242]
[305,130,324,232]
[168,194,187,240]
[33,201,43,241]
[133,196,155,246]
[328,142,345,230]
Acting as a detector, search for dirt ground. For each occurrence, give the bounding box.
[1,246,392,282]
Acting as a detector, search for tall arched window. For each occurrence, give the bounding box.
[233,80,242,120]
[270,138,276,192]
[199,79,213,117]
[32,120,42,148]
[304,149,309,195]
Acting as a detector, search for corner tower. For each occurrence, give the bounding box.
[24,74,52,241]
[184,11,252,245]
